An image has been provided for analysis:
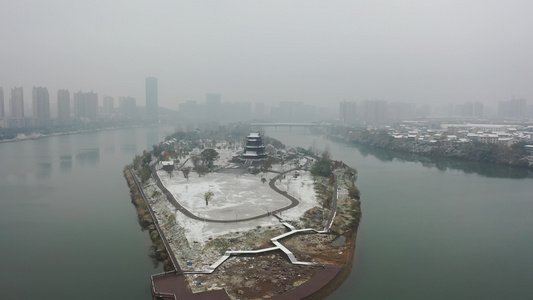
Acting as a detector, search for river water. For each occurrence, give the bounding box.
[0,126,173,300]
[265,128,533,300]
[1,126,532,300]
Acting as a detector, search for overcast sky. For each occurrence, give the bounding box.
[1,0,532,110]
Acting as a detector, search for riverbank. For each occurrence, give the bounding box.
[0,123,160,144]
[322,126,533,169]
[304,225,358,300]
[126,136,361,299]
[124,167,175,272]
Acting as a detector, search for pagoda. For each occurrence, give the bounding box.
[242,132,267,160]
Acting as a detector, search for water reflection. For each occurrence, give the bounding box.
[75,148,100,164]
[59,154,73,171]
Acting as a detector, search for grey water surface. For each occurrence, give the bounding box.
[0,126,173,299]
[1,126,531,300]
[265,128,533,300]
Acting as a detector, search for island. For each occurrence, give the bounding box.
[124,125,361,299]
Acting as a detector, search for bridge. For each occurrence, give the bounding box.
[249,122,320,131]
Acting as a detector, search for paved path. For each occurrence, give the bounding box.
[129,168,181,272]
[325,172,339,230]
[143,156,344,299]
[149,159,306,223]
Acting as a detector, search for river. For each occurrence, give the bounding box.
[264,127,533,300]
[0,126,173,299]
[1,126,532,299]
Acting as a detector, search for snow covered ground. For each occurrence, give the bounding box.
[158,169,291,220]
[273,169,317,220]
[152,148,320,246]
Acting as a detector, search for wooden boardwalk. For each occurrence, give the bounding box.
[129,168,231,299]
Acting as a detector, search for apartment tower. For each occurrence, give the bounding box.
[10,87,24,119]
[32,87,50,125]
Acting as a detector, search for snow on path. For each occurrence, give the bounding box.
[158,169,292,220]
[155,151,321,245]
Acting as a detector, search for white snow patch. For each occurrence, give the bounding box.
[152,150,320,245]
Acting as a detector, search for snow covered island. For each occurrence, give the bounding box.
[125,130,361,300]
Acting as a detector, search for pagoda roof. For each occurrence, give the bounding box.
[247,132,261,138]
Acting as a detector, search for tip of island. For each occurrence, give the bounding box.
[124,127,361,300]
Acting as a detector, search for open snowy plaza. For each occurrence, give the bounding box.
[150,148,321,245]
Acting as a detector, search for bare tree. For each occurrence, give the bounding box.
[204,191,214,206]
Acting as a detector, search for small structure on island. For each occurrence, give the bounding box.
[242,132,267,160]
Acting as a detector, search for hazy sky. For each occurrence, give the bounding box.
[1,0,532,110]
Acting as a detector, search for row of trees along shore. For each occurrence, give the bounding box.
[323,126,533,169]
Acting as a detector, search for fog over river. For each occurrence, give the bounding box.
[1,126,531,299]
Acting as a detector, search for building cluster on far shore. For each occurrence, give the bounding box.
[0,77,158,129]
[386,121,533,146]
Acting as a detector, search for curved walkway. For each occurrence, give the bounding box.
[181,161,343,275]
[144,156,343,299]
[150,159,305,223]
[129,168,180,272]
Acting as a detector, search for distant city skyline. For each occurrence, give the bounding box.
[2,1,533,111]
[0,81,531,130]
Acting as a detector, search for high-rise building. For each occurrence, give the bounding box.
[145,77,158,121]
[32,87,50,125]
[10,87,24,119]
[340,101,357,124]
[0,87,4,118]
[103,96,114,115]
[73,91,98,120]
[119,96,136,119]
[57,89,71,123]
[499,98,527,118]
[360,99,388,126]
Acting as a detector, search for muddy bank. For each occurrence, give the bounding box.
[305,199,360,299]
